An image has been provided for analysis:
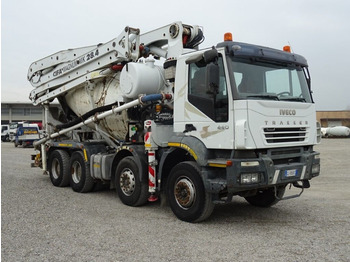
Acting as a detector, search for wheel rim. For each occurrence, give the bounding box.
[51,158,60,179]
[119,168,136,196]
[71,161,82,184]
[174,177,196,210]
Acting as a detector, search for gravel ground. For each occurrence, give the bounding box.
[1,139,350,262]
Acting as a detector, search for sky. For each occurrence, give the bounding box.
[1,0,350,110]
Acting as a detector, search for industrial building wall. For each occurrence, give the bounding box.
[316,111,350,128]
[1,102,60,125]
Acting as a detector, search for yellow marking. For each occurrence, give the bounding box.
[58,143,72,147]
[83,149,88,162]
[93,164,101,168]
[168,142,198,160]
[90,71,100,78]
[23,130,38,134]
[208,163,227,168]
[168,142,180,147]
[118,146,133,152]
[145,143,152,148]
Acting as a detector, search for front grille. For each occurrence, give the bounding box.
[264,127,307,143]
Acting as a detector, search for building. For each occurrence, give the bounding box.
[316,110,350,128]
[1,102,61,125]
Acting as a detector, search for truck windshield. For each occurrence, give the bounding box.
[10,123,18,129]
[229,57,312,103]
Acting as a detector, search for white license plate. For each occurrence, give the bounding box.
[284,169,298,178]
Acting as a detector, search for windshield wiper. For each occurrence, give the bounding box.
[246,95,280,101]
[279,97,306,102]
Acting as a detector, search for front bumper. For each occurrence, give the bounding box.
[205,148,320,194]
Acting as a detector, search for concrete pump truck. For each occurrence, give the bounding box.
[28,22,321,222]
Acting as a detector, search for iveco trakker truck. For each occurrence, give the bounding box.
[28,22,321,222]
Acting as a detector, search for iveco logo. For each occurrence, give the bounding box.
[280,109,296,115]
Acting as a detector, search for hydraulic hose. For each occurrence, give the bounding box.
[56,102,118,130]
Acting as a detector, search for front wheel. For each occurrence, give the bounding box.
[69,151,94,193]
[167,162,214,222]
[244,186,286,207]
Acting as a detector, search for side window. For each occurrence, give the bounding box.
[188,56,228,122]
[189,65,207,97]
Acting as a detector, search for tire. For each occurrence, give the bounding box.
[69,151,94,193]
[48,150,70,187]
[115,156,148,207]
[167,161,215,223]
[245,186,286,207]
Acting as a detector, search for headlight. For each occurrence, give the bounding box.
[240,173,261,184]
[312,164,320,175]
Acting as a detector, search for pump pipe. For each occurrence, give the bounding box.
[33,93,172,147]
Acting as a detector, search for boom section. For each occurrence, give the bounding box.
[28,27,140,104]
[28,22,203,106]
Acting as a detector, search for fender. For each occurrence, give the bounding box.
[112,145,148,184]
[169,135,211,166]
[157,135,211,190]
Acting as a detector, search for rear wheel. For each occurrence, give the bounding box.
[245,186,286,207]
[70,151,94,193]
[115,156,148,207]
[48,150,70,187]
[167,161,214,222]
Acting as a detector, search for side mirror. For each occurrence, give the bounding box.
[203,48,218,64]
[206,63,219,96]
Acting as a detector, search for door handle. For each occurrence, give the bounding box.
[183,124,197,133]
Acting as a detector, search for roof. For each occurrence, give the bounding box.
[217,41,308,66]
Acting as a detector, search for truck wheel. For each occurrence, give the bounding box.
[48,150,70,187]
[70,151,94,193]
[115,156,148,207]
[167,161,215,222]
[244,186,286,207]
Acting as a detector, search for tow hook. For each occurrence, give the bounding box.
[275,180,310,201]
[293,180,310,189]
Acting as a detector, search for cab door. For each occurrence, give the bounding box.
[173,52,233,149]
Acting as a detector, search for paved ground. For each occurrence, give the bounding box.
[1,139,350,262]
